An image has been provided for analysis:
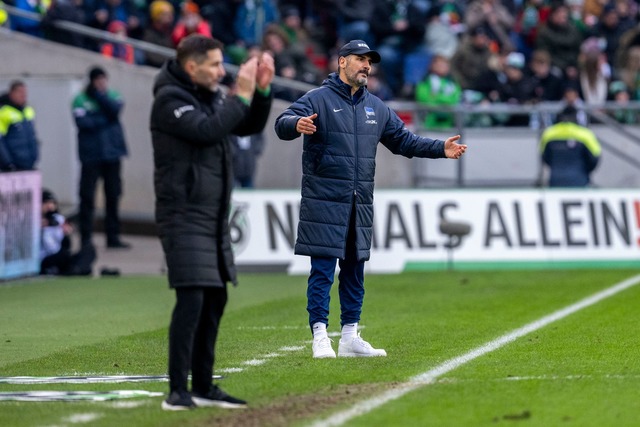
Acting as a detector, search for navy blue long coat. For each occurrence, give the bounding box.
[275,73,446,261]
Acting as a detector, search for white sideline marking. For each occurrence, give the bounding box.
[438,374,640,384]
[279,346,305,352]
[309,274,640,427]
[66,413,102,424]
[218,367,244,373]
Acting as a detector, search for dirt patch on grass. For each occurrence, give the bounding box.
[197,382,394,427]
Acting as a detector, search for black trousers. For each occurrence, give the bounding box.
[78,160,122,246]
[168,286,228,394]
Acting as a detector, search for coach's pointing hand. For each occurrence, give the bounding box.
[296,113,318,135]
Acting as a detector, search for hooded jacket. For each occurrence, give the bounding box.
[150,59,272,288]
[71,87,128,164]
[275,72,446,261]
[0,93,39,170]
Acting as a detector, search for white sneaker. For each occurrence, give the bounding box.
[338,333,387,357]
[312,336,336,358]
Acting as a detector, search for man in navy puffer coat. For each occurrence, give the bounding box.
[275,40,467,358]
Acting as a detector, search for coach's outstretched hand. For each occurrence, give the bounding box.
[296,113,318,135]
[444,135,466,160]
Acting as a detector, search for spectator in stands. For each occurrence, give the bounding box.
[525,49,564,103]
[536,3,584,79]
[438,0,465,35]
[88,0,143,41]
[234,0,279,47]
[100,20,136,64]
[262,24,321,86]
[142,0,175,67]
[514,0,551,55]
[197,0,236,46]
[370,0,431,96]
[42,0,88,48]
[615,27,640,99]
[150,34,274,410]
[415,54,462,129]
[566,0,590,35]
[71,66,130,250]
[608,80,638,123]
[10,0,46,37]
[540,105,601,187]
[0,80,39,172]
[280,5,327,71]
[171,1,210,47]
[475,51,535,126]
[450,25,494,91]
[366,67,394,101]
[589,2,632,67]
[612,0,636,34]
[334,0,374,46]
[584,0,607,24]
[40,188,96,276]
[578,37,611,105]
[465,0,516,53]
[424,4,459,60]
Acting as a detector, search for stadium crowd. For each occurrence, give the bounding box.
[2,0,640,122]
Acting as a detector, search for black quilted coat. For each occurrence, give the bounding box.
[150,60,272,288]
[275,73,446,261]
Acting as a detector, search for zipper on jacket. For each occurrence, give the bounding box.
[352,104,358,197]
[344,103,358,260]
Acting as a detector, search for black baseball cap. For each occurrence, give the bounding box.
[338,40,381,63]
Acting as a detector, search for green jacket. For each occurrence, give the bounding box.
[416,74,461,130]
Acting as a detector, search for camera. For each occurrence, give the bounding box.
[44,211,60,226]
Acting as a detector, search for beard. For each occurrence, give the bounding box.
[346,69,369,88]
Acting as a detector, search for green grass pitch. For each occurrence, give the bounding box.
[1,269,639,426]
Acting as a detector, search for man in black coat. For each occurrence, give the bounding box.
[150,34,274,411]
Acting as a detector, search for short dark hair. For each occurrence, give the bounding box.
[176,35,223,66]
[9,80,25,92]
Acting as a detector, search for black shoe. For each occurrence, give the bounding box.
[100,267,121,277]
[106,240,131,249]
[192,385,247,409]
[161,391,196,411]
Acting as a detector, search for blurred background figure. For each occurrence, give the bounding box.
[40,188,95,276]
[451,25,494,91]
[71,66,130,250]
[100,20,136,63]
[608,79,638,124]
[335,0,374,46]
[424,4,459,60]
[233,0,279,48]
[0,80,39,172]
[539,105,601,187]
[370,0,431,97]
[415,54,461,130]
[536,3,584,81]
[9,0,47,37]
[171,1,210,47]
[578,37,610,106]
[232,133,265,188]
[464,0,516,53]
[142,0,175,67]
[42,0,88,49]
